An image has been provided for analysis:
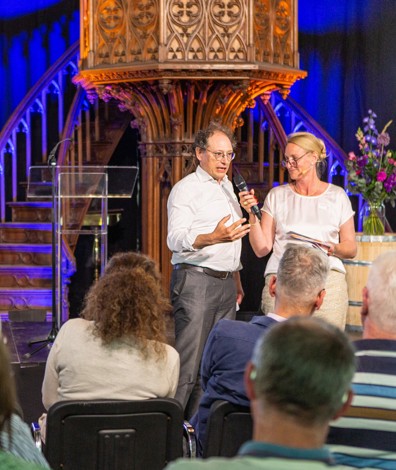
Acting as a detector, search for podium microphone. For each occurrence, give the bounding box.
[48,138,72,166]
[233,174,262,221]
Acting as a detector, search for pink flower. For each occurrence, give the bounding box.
[377,170,387,182]
[356,170,361,175]
[348,152,357,161]
[389,158,395,164]
[378,132,391,146]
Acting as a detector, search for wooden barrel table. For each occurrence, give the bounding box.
[344,233,396,329]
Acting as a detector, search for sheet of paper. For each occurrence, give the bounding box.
[287,231,331,254]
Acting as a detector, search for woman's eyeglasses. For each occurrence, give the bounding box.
[281,151,311,168]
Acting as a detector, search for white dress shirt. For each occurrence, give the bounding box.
[167,165,243,272]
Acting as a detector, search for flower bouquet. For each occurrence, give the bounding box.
[347,110,396,235]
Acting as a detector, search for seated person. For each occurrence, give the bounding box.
[166,317,356,469]
[328,251,396,468]
[105,251,162,280]
[0,337,49,468]
[40,254,179,437]
[190,244,329,455]
[104,251,175,345]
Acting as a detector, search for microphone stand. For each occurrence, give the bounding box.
[24,139,72,358]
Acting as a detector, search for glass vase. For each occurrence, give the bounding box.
[360,200,386,235]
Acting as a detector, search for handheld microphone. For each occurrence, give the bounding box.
[233,174,262,221]
[48,138,73,166]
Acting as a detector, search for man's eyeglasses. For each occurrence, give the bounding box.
[205,148,236,161]
[281,151,311,168]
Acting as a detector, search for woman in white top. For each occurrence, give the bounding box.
[239,132,357,329]
[42,253,179,412]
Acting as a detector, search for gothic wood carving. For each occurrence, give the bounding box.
[76,0,306,285]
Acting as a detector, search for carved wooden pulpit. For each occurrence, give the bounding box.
[74,0,306,285]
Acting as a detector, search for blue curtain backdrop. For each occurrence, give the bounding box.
[1,0,395,314]
[292,0,396,227]
[1,0,396,167]
[292,0,396,152]
[0,0,79,129]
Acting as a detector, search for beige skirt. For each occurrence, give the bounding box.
[261,270,348,330]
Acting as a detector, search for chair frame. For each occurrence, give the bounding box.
[203,399,252,458]
[44,398,184,470]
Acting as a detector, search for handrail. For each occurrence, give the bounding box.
[0,41,80,147]
[259,96,288,152]
[0,42,80,223]
[283,94,349,167]
[57,86,86,165]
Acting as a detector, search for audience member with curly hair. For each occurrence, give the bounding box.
[41,252,179,414]
[0,338,49,469]
[103,251,176,345]
[104,251,161,281]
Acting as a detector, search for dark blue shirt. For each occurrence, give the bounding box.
[190,315,278,455]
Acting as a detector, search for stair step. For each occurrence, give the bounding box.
[0,244,51,266]
[0,223,52,244]
[7,202,52,208]
[7,202,52,223]
[0,308,52,322]
[0,287,51,312]
[0,265,52,288]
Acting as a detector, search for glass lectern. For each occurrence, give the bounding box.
[28,165,138,326]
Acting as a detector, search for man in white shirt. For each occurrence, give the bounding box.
[167,122,250,417]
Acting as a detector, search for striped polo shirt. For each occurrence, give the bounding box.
[327,339,396,469]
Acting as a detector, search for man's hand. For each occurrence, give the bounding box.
[212,215,250,243]
[193,215,250,249]
[234,271,245,305]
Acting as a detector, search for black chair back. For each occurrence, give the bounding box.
[203,399,252,458]
[45,398,184,470]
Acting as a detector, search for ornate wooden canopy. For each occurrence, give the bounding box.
[74,0,307,283]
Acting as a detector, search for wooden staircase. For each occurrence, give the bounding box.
[0,207,52,318]
[0,41,132,320]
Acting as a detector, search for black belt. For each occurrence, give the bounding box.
[174,263,234,280]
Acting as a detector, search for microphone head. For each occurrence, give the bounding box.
[233,174,248,192]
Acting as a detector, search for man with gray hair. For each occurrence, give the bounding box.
[190,243,330,455]
[167,317,356,469]
[328,250,396,468]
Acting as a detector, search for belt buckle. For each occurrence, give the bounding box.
[215,270,231,280]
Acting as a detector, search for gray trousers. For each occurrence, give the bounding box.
[171,268,236,418]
